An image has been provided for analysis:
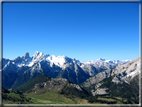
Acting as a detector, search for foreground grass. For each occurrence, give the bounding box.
[24,90,75,104]
[3,89,138,104]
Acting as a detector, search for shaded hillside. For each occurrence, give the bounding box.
[3,72,19,89]
[2,87,32,104]
[14,73,51,92]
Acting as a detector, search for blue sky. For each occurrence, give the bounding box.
[3,3,139,62]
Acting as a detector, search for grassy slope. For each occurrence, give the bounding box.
[24,89,76,104]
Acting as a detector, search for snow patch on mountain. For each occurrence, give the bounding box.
[123,58,140,80]
[46,55,66,68]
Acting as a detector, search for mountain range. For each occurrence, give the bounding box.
[1,51,132,89]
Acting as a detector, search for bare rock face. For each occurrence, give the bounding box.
[91,88,108,96]
[81,69,114,88]
[24,52,30,59]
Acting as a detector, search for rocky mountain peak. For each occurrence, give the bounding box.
[33,51,40,57]
[98,58,105,61]
[32,51,44,61]
[24,52,30,59]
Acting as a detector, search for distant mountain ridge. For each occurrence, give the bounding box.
[2,51,130,69]
[1,51,133,89]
